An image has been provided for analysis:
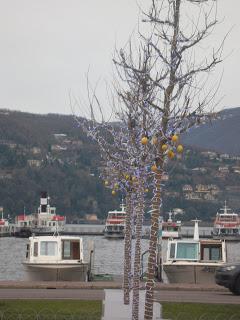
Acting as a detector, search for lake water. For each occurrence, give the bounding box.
[0,235,239,281]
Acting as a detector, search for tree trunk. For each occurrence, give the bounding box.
[123,191,133,305]
[144,172,162,320]
[132,180,145,320]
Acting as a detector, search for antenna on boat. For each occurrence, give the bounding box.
[168,211,173,222]
[120,197,125,212]
[192,219,201,241]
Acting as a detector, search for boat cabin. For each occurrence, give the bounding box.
[25,235,84,263]
[167,239,226,263]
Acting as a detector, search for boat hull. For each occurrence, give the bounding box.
[163,263,223,284]
[23,263,89,281]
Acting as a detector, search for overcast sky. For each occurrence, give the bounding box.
[0,0,239,117]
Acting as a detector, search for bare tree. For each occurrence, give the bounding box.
[73,0,223,319]
[112,0,223,319]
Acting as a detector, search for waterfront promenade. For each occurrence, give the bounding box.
[0,281,240,305]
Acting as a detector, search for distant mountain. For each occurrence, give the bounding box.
[183,107,240,156]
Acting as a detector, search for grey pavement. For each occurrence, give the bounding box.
[0,284,239,305]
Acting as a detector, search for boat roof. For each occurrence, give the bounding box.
[169,239,223,245]
[29,235,82,241]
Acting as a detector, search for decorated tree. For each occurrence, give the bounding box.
[74,0,223,319]
[112,0,223,319]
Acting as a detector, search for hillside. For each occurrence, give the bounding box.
[183,107,240,155]
[0,108,239,223]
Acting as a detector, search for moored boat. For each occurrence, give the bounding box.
[212,202,240,241]
[163,219,227,284]
[15,192,66,237]
[0,208,14,237]
[162,211,181,239]
[23,234,89,281]
[104,203,126,239]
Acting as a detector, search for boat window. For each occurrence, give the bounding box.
[201,244,222,261]
[170,243,175,259]
[176,243,198,260]
[26,244,30,258]
[34,242,38,257]
[62,240,80,260]
[63,240,71,258]
[40,241,57,256]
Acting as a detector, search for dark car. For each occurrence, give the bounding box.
[215,262,240,295]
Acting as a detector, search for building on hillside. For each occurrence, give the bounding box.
[0,170,13,179]
[195,184,210,193]
[27,160,42,168]
[53,133,67,140]
[51,145,67,152]
[230,156,240,161]
[162,174,169,181]
[204,193,215,201]
[201,151,217,159]
[219,154,230,160]
[184,193,201,200]
[182,185,193,192]
[31,147,41,155]
[192,167,207,173]
[218,166,229,174]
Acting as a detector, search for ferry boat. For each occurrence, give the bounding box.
[163,219,227,284]
[104,203,126,239]
[23,234,89,281]
[212,202,240,241]
[15,192,66,237]
[162,211,181,239]
[0,208,14,237]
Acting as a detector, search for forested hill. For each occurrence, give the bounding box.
[183,107,240,156]
[0,108,239,223]
[0,110,119,221]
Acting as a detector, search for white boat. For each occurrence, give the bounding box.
[104,203,126,239]
[163,219,227,284]
[23,234,89,281]
[162,211,181,239]
[0,208,14,237]
[212,202,240,241]
[15,192,66,237]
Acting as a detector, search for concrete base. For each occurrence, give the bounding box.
[102,289,162,320]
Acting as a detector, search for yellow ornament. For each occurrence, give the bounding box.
[152,136,158,145]
[125,174,130,180]
[114,183,119,188]
[161,144,168,151]
[151,164,158,173]
[168,150,175,159]
[171,134,178,142]
[177,144,184,153]
[145,188,149,193]
[132,176,137,182]
[112,190,116,196]
[104,181,109,186]
[141,136,148,145]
